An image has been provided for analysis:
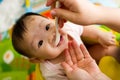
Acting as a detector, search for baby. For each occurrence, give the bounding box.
[12,12,118,80]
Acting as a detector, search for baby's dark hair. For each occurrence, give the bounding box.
[12,12,44,57]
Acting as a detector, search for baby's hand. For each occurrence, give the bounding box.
[98,32,116,48]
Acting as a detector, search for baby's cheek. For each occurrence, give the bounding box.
[47,48,59,58]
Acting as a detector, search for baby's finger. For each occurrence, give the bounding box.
[101,43,108,49]
[110,40,116,45]
[112,35,116,39]
[107,39,116,46]
[109,32,116,39]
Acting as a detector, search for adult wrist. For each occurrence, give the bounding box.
[93,72,111,80]
[92,6,106,25]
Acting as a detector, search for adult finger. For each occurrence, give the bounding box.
[46,0,56,6]
[64,49,73,66]
[51,9,81,24]
[46,0,73,7]
[80,44,91,58]
[58,18,66,28]
[59,29,66,35]
[72,40,84,61]
[61,62,73,73]
[69,42,77,64]
[51,3,56,11]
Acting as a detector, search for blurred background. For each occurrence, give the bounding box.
[0,0,120,80]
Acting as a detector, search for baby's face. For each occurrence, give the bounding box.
[24,15,68,60]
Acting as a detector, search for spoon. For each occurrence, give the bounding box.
[55,1,60,46]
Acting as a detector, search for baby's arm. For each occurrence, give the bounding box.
[81,25,116,48]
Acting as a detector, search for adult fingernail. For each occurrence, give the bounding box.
[51,10,56,16]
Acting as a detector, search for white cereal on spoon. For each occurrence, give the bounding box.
[55,1,60,46]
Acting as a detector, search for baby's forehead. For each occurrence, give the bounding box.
[25,15,40,23]
[26,15,48,25]
[22,16,45,42]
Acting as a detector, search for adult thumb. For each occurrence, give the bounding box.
[51,8,80,24]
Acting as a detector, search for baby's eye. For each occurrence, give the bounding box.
[38,40,43,48]
[46,24,50,31]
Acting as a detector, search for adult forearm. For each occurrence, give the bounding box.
[96,6,120,32]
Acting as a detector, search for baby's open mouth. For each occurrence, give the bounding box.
[55,31,60,46]
[57,36,63,46]
[55,35,63,46]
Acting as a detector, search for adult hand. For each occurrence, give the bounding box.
[61,42,94,80]
[61,60,94,80]
[46,0,99,25]
[62,40,111,80]
[46,0,120,32]
[67,40,101,77]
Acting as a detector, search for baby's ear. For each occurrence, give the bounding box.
[29,57,43,63]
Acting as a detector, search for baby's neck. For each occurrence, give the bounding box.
[49,51,65,64]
